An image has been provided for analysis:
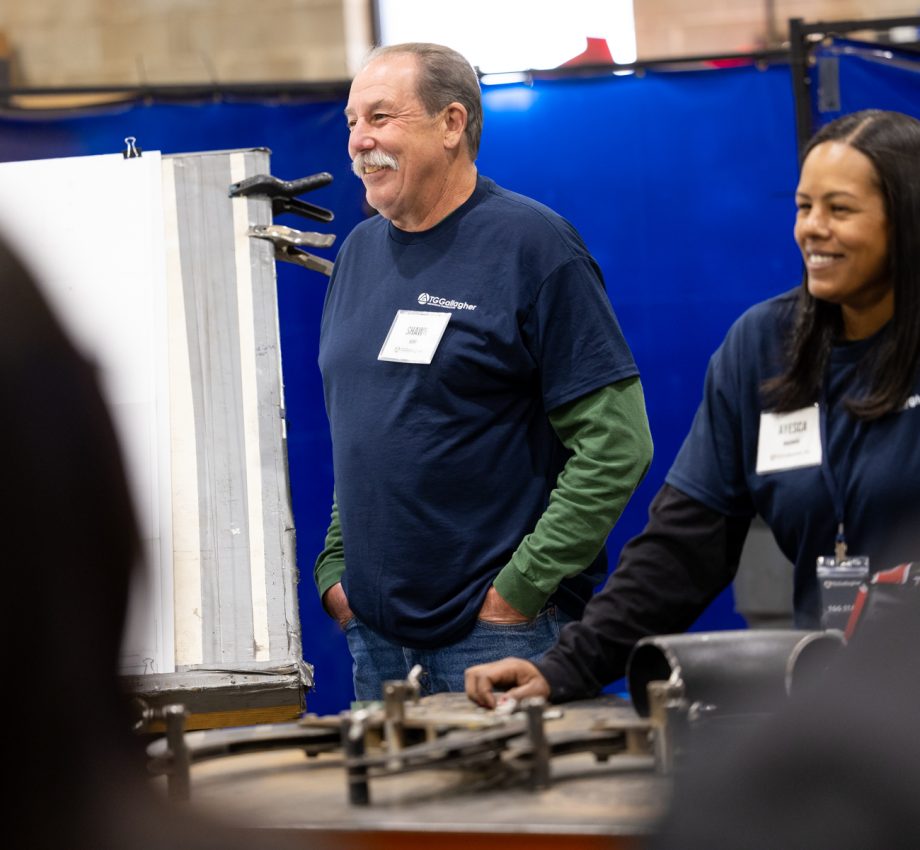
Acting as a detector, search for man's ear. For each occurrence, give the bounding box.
[442,102,468,151]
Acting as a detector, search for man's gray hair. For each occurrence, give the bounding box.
[364,43,483,158]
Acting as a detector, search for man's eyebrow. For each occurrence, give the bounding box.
[344,98,392,118]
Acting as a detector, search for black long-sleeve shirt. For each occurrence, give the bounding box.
[535,483,751,702]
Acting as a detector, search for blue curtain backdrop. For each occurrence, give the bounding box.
[4,48,905,714]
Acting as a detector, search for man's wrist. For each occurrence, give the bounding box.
[493,564,550,618]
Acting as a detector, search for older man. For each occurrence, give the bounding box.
[314,42,652,700]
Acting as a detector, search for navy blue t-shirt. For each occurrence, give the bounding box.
[318,175,638,647]
[667,289,920,627]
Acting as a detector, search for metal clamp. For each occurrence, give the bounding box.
[229,172,335,223]
[272,244,334,276]
[249,223,336,249]
[229,172,333,199]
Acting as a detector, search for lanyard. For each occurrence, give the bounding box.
[818,384,863,561]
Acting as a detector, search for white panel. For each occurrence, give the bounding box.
[0,152,174,674]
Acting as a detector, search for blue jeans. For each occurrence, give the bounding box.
[344,606,573,701]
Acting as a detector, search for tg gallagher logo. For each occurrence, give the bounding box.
[418,292,477,311]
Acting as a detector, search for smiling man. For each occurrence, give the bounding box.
[314,42,652,701]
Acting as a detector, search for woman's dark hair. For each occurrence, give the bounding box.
[765,109,920,419]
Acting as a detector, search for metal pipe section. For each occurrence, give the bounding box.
[627,629,844,717]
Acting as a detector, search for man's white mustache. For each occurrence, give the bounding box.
[352,151,399,177]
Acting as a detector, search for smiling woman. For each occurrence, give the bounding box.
[466,109,920,709]
[794,141,891,340]
[768,109,920,421]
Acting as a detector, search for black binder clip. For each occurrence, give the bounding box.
[122,136,143,159]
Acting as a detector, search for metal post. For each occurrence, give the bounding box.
[523,698,551,790]
[647,681,682,774]
[341,713,370,806]
[788,17,814,157]
[163,704,190,802]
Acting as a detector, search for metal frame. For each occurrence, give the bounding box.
[0,47,791,112]
[123,148,309,730]
[789,15,920,154]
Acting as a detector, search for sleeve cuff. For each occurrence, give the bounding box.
[314,558,346,599]
[493,563,551,619]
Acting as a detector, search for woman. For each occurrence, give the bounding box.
[466,109,920,707]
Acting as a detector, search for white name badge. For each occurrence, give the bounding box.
[756,405,822,474]
[377,310,451,364]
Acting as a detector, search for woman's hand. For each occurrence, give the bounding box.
[464,657,551,709]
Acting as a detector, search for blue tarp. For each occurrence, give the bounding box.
[811,38,920,128]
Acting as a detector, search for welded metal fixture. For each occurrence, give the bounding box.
[146,630,847,804]
[147,681,648,805]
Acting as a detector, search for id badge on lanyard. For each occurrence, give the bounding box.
[817,555,870,631]
[812,399,869,631]
[756,402,869,630]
